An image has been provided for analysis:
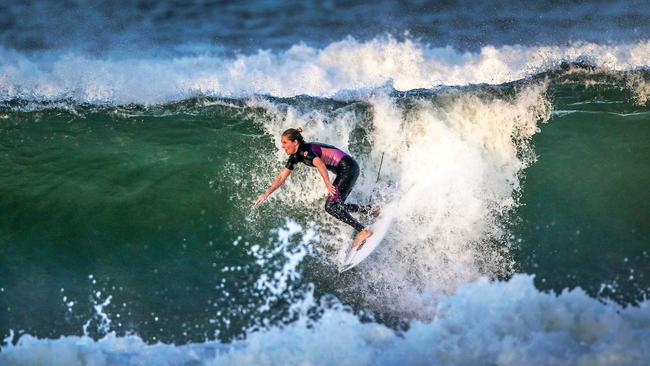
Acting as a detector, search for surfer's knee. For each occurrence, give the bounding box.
[325,200,350,221]
[325,198,365,232]
[324,199,338,216]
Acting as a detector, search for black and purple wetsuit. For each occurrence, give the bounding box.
[285,142,372,232]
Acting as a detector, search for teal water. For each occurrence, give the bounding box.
[514,84,650,304]
[0,103,278,342]
[1,71,649,346]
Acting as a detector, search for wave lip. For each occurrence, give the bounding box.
[1,38,650,104]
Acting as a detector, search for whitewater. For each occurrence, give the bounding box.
[1,38,649,104]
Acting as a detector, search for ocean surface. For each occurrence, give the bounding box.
[1,1,649,365]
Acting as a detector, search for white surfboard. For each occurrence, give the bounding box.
[339,203,396,273]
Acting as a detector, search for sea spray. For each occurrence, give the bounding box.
[248,81,552,316]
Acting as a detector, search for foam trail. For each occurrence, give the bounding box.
[1,38,649,104]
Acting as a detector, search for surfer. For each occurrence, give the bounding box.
[254,128,375,248]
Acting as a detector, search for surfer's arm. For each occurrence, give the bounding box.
[312,157,336,195]
[254,168,291,206]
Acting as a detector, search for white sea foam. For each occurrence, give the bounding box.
[1,38,649,104]
[2,275,649,366]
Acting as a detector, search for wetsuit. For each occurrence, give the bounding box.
[285,142,371,232]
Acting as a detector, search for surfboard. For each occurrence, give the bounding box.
[339,203,396,273]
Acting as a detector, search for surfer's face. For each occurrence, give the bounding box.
[281,135,299,155]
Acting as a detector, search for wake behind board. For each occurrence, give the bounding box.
[339,203,396,273]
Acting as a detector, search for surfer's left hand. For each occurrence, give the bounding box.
[326,183,337,196]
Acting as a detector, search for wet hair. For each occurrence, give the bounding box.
[282,127,304,144]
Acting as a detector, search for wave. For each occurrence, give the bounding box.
[1,46,648,363]
[1,37,649,104]
[1,73,646,311]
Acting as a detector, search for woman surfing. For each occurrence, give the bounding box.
[254,128,376,248]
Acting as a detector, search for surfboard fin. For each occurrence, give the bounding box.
[339,263,354,273]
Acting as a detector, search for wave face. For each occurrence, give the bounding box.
[1,67,649,364]
[1,2,650,365]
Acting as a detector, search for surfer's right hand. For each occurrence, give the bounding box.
[253,193,268,207]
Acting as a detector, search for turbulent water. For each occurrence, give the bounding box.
[1,1,650,365]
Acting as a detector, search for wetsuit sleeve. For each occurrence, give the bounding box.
[285,155,297,170]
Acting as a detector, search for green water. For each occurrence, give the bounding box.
[514,98,650,303]
[0,104,282,342]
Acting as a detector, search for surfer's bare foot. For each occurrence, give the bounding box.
[353,228,373,249]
